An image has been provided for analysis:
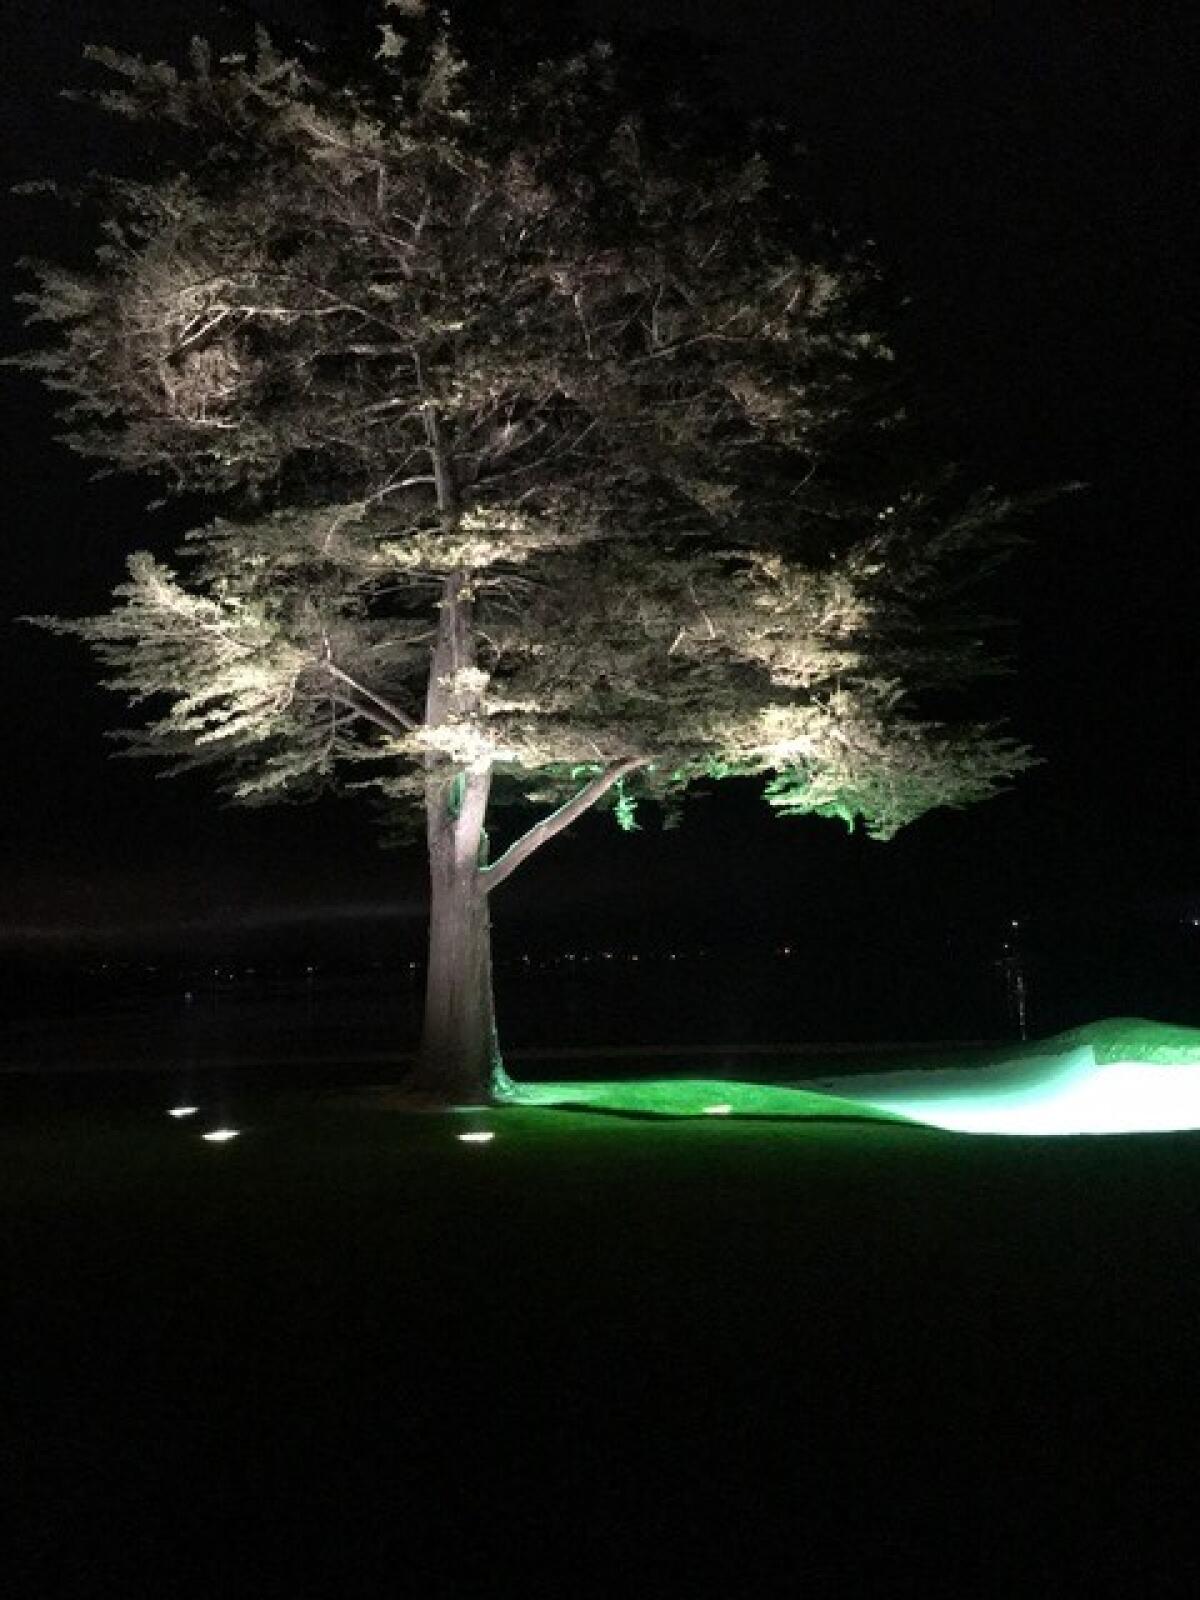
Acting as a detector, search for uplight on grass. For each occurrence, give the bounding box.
[796,1026,1200,1135]
[201,1128,241,1143]
[168,1106,199,1118]
[854,1056,1200,1136]
[506,1025,1200,1136]
[457,1131,495,1144]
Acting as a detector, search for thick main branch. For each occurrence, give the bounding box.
[480,758,645,894]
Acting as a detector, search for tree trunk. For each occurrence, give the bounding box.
[410,567,512,1103]
[412,762,510,1102]
[413,806,505,1102]
[408,403,514,1103]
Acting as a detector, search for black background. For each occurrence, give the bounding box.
[2,0,1197,988]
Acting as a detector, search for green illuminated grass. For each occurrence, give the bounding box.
[504,1076,918,1124]
[1051,1015,1200,1064]
[500,1019,1200,1136]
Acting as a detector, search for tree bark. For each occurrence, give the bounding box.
[410,567,510,1103]
[405,392,510,1102]
[413,778,505,1101]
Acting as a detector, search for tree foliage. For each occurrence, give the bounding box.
[12,1,1040,849]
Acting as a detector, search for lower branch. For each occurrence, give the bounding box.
[324,662,415,732]
[480,758,644,894]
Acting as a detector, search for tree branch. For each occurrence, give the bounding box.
[329,692,401,740]
[324,661,416,732]
[481,758,645,894]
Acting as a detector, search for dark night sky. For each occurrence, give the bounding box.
[2,0,1197,956]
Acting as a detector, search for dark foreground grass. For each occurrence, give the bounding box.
[5,1084,1200,1596]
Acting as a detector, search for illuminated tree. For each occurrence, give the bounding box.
[11,4,1040,1101]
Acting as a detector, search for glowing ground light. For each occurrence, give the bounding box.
[457,1131,495,1144]
[168,1106,199,1118]
[703,1103,733,1116]
[201,1128,241,1143]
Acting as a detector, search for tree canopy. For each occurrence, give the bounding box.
[12,1,1040,852]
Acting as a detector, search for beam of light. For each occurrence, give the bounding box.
[168,1106,199,1118]
[703,1103,733,1116]
[456,1131,495,1144]
[201,1128,241,1143]
[820,1048,1200,1136]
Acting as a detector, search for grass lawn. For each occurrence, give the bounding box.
[5,1036,1200,1594]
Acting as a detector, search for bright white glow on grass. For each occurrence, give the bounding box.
[703,1103,733,1116]
[201,1128,241,1143]
[826,1048,1200,1136]
[168,1106,199,1118]
[457,1131,495,1144]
